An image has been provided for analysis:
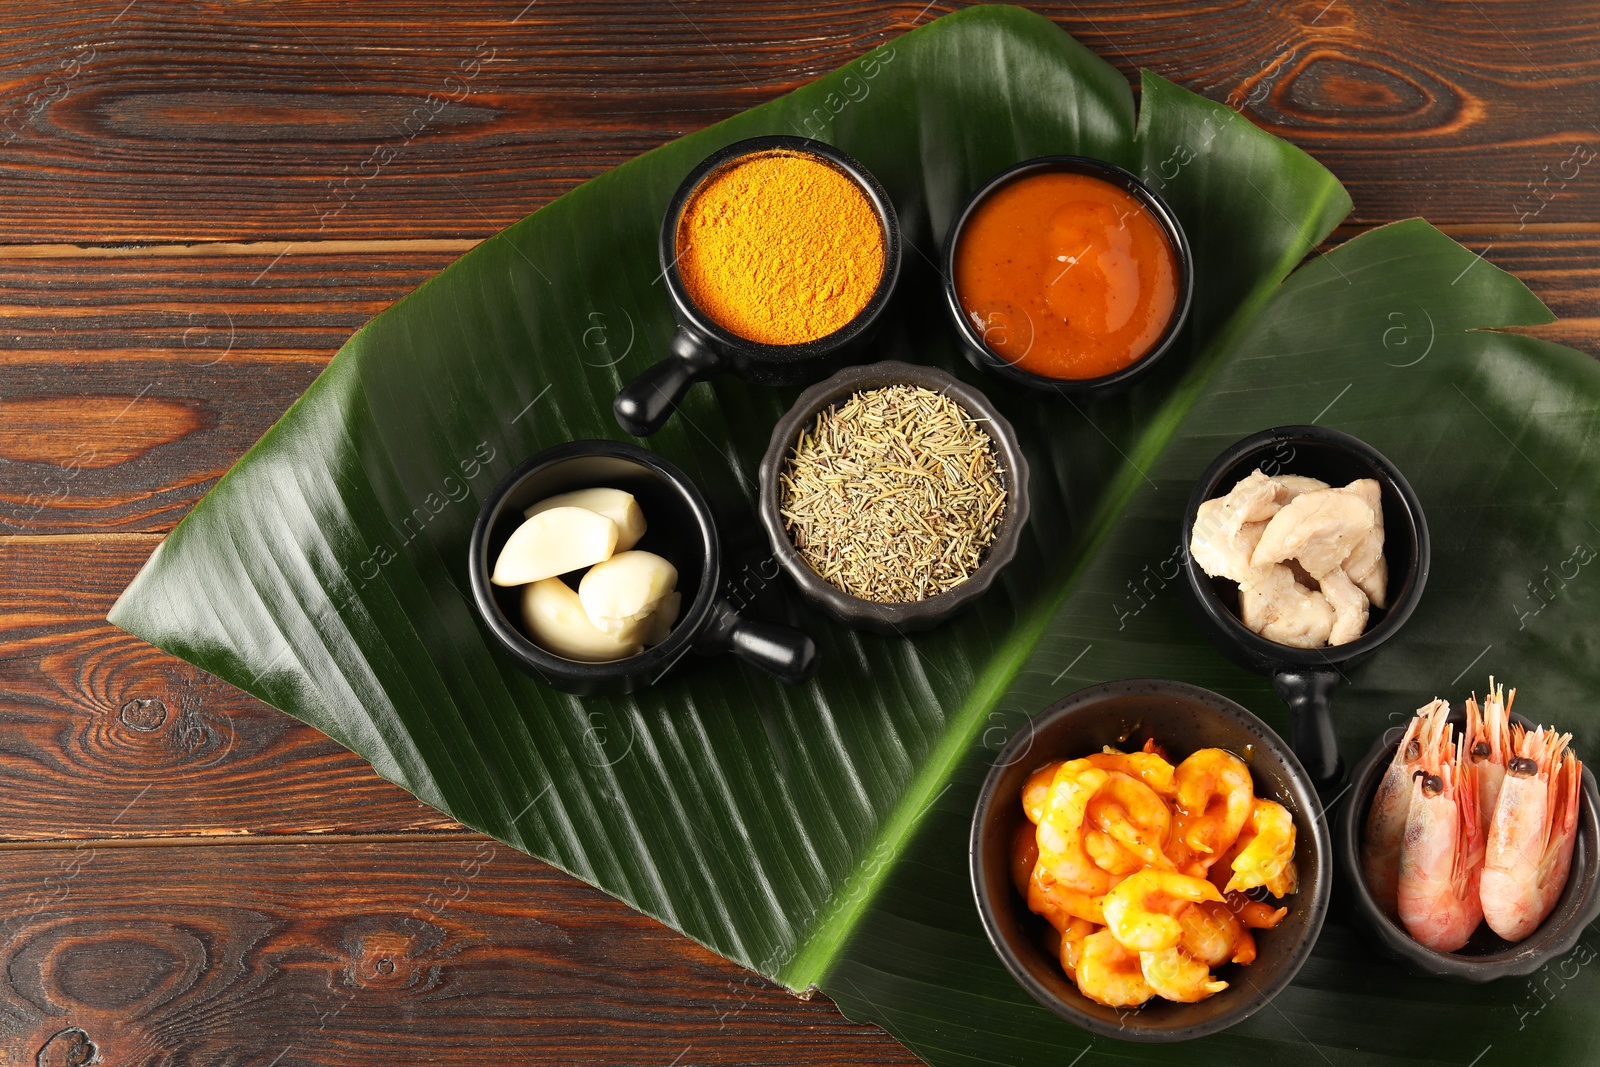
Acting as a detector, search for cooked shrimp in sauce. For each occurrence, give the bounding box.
[1015,740,1299,1007]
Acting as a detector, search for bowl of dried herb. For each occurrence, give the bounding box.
[757,360,1030,633]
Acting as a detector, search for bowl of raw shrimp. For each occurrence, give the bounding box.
[970,679,1332,1042]
[1339,683,1600,981]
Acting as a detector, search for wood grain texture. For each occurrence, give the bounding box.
[0,536,460,840]
[0,1,1595,242]
[0,839,919,1067]
[1,2,1596,1063]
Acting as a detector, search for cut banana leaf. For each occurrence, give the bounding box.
[825,218,1600,1066]
[108,5,1600,1065]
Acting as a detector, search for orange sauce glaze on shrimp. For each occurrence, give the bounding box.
[1015,742,1298,1007]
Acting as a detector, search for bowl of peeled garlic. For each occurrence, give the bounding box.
[468,439,816,695]
[969,679,1332,1042]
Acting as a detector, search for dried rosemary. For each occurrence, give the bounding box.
[777,384,1007,603]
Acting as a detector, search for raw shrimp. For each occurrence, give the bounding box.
[1087,772,1174,869]
[1178,900,1255,967]
[1102,869,1224,952]
[1075,929,1154,1008]
[1168,749,1254,875]
[1085,748,1177,797]
[1396,726,1483,951]
[1218,797,1298,897]
[1140,946,1227,1002]
[1058,916,1099,978]
[1467,681,1513,833]
[1481,727,1582,941]
[1361,700,1445,915]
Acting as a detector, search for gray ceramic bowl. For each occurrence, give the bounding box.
[756,360,1029,633]
[970,679,1331,1042]
[1337,707,1600,981]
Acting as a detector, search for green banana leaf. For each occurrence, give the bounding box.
[108,6,1600,1065]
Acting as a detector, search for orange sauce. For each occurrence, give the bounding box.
[954,171,1179,380]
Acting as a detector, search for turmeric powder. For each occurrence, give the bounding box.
[675,150,884,346]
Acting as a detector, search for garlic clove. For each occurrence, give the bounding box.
[520,578,643,662]
[639,590,682,647]
[578,550,679,638]
[492,506,618,586]
[525,488,647,551]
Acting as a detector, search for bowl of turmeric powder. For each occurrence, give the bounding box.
[613,135,903,437]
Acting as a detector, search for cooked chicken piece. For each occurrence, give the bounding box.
[1351,555,1387,610]
[1191,498,1268,582]
[1340,478,1387,608]
[1274,474,1330,501]
[1239,564,1336,648]
[1249,487,1375,579]
[1319,566,1370,645]
[1215,469,1282,537]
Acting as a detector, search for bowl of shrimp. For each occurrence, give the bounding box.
[970,678,1332,1042]
[1339,680,1600,981]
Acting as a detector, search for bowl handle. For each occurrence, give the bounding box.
[1272,667,1344,790]
[702,599,818,685]
[613,326,724,437]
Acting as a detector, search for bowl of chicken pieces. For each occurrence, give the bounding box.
[1180,425,1431,788]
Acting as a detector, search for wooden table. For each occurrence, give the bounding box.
[2,2,1595,1063]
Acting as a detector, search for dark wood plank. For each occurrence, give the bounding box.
[0,838,918,1066]
[0,242,465,353]
[0,349,327,534]
[0,1,1595,243]
[0,243,459,532]
[0,536,460,840]
[1047,0,1600,230]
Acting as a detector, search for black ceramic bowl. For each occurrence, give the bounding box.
[756,360,1030,633]
[1181,425,1430,788]
[613,135,903,437]
[942,155,1193,398]
[468,439,817,694]
[971,679,1331,1042]
[1338,706,1600,981]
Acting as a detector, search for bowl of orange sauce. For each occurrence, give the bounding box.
[944,156,1192,396]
